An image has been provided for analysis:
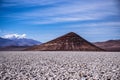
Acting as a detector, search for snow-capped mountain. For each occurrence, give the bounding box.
[0,37,41,47]
[0,37,16,47]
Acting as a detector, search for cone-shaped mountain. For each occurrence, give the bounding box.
[25,32,104,51]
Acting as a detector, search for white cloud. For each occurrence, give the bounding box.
[66,21,120,28]
[2,34,26,39]
[28,17,96,25]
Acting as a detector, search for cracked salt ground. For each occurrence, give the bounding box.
[0,51,120,80]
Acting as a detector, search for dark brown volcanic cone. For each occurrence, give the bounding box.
[25,32,103,51]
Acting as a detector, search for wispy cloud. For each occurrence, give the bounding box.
[26,11,118,25]
[67,21,120,28]
[87,22,120,27]
[1,0,118,24]
[27,0,115,17]
[1,0,66,7]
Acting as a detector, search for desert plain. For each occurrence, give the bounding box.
[0,51,120,80]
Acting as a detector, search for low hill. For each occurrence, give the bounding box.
[94,40,120,51]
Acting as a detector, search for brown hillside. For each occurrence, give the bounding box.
[94,40,120,51]
[25,32,103,51]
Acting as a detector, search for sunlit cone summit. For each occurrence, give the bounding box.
[25,32,103,51]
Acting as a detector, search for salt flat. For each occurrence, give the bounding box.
[0,51,120,80]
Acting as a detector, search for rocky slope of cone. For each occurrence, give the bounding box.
[25,32,103,51]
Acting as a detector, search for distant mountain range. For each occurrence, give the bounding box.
[0,33,120,51]
[0,37,41,48]
[94,40,120,51]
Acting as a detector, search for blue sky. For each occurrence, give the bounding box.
[0,0,120,42]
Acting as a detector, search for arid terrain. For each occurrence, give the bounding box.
[94,40,120,51]
[0,51,120,80]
